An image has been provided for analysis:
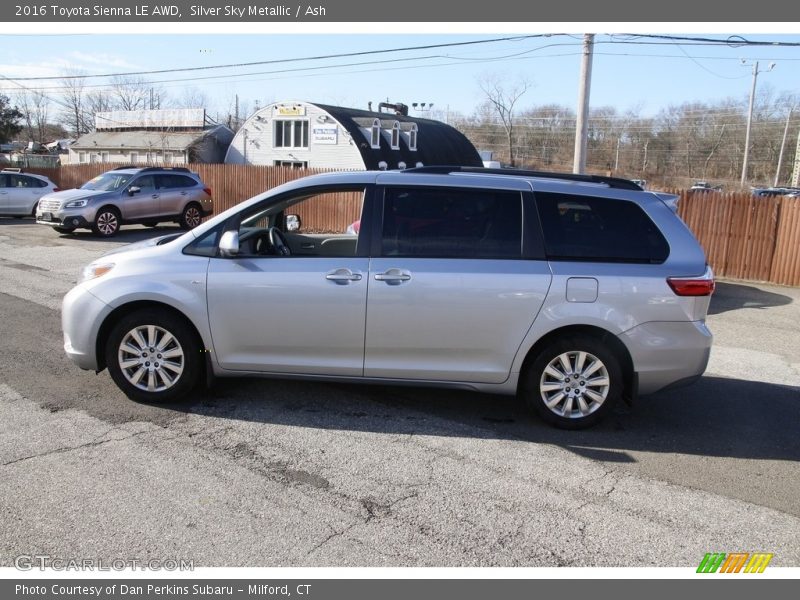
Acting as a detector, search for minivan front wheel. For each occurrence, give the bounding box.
[105,309,200,403]
[523,336,622,429]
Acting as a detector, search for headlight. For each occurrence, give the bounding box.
[65,199,88,208]
[79,263,115,284]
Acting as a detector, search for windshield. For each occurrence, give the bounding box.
[81,172,133,191]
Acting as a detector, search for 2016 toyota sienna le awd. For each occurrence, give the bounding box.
[62,167,714,429]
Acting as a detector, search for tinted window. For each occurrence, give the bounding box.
[381,187,522,258]
[157,174,196,189]
[9,174,40,188]
[0,175,7,188]
[535,192,669,263]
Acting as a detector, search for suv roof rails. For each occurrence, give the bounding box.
[111,166,192,173]
[402,166,644,191]
[1,167,23,173]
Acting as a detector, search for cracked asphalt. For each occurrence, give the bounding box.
[1,219,799,567]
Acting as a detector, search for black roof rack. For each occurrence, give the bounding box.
[401,166,644,191]
[111,166,192,173]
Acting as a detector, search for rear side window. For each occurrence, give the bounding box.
[535,192,669,263]
[381,187,522,258]
[157,174,197,189]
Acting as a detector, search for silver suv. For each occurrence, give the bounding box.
[36,166,213,237]
[62,167,714,429]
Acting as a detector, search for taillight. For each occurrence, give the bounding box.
[203,187,212,196]
[667,267,715,296]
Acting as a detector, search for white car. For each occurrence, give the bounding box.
[0,169,60,217]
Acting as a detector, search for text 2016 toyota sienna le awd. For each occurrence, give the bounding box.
[62,167,714,429]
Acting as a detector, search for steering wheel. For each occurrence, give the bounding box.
[268,227,291,256]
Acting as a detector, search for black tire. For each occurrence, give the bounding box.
[53,226,76,234]
[179,203,202,230]
[521,335,622,430]
[105,309,201,403]
[92,206,121,237]
[143,221,159,227]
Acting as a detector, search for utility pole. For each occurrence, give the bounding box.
[774,105,793,187]
[573,33,594,174]
[740,60,775,187]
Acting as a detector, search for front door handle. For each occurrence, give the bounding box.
[374,269,412,284]
[325,268,363,284]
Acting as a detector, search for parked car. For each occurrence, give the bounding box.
[62,167,714,429]
[36,166,213,237]
[0,169,59,217]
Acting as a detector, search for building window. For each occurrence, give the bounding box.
[89,153,98,163]
[130,151,139,163]
[370,119,381,149]
[78,152,86,163]
[274,120,309,148]
[391,122,400,150]
[164,152,172,164]
[100,151,109,163]
[274,160,308,168]
[409,124,418,151]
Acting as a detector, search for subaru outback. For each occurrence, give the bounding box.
[36,166,213,237]
[62,167,714,429]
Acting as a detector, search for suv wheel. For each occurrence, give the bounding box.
[179,203,202,230]
[522,336,622,429]
[105,309,200,403]
[92,207,121,237]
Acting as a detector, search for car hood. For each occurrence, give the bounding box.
[100,232,189,258]
[41,188,115,202]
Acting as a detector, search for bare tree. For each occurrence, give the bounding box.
[110,75,160,111]
[173,86,210,109]
[59,69,90,136]
[15,90,50,142]
[478,74,531,167]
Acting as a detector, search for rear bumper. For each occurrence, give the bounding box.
[620,320,712,395]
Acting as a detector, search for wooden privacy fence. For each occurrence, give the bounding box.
[22,164,800,287]
[675,191,800,287]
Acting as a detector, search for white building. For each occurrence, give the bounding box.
[225,101,482,170]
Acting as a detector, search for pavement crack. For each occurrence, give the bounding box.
[1,429,153,467]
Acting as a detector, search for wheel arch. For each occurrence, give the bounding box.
[517,324,635,398]
[95,300,206,373]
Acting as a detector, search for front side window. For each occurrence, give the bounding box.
[381,187,523,259]
[274,120,309,148]
[232,188,366,258]
[535,192,670,263]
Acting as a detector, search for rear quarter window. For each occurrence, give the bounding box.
[535,192,669,263]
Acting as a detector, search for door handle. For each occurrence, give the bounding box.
[325,268,363,284]
[300,243,315,249]
[374,269,412,284]
[180,191,188,196]
[151,194,159,199]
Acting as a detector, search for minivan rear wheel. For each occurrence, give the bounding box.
[105,309,201,403]
[522,336,622,429]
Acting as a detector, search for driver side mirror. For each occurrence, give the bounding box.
[127,186,141,196]
[219,230,240,257]
[285,214,301,232]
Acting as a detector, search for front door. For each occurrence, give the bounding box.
[206,186,369,376]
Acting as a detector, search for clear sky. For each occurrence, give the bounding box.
[2,32,800,121]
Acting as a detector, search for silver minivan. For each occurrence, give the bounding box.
[62,168,714,428]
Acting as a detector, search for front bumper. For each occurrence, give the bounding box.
[620,320,713,395]
[37,211,90,229]
[62,285,113,371]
